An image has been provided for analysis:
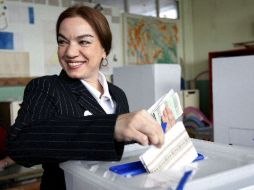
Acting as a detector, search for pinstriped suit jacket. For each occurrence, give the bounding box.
[7,70,129,190]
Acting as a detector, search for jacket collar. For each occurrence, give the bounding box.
[59,70,106,115]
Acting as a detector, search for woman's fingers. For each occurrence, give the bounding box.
[162,106,176,131]
[114,107,176,148]
[115,110,164,147]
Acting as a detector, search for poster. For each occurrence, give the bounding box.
[124,14,178,65]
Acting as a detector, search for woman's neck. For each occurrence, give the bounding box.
[85,79,104,96]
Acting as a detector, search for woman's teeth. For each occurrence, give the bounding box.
[68,62,83,67]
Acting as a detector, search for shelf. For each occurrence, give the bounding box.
[0,78,34,87]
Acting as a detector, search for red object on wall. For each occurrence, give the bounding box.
[0,126,7,158]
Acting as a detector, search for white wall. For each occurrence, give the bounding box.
[180,0,254,80]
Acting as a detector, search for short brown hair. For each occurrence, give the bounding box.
[56,5,112,56]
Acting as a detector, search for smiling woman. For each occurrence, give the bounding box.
[55,6,111,89]
[57,16,107,87]
[6,5,175,190]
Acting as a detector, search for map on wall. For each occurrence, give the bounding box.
[124,14,178,65]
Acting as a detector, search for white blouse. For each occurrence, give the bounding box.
[81,72,116,114]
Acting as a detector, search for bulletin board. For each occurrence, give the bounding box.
[1,1,64,76]
[1,1,123,77]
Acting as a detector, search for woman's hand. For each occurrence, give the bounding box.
[0,156,15,171]
[114,110,165,148]
[161,106,176,131]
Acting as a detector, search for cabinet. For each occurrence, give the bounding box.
[209,48,254,147]
[179,89,200,109]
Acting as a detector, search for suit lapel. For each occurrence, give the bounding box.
[59,70,106,115]
[108,83,125,114]
[73,83,106,115]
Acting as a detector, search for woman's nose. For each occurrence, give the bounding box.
[65,43,79,58]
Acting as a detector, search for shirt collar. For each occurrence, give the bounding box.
[81,72,115,108]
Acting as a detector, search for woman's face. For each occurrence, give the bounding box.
[57,16,106,81]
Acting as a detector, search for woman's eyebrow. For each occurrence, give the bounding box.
[57,33,94,40]
[76,34,94,39]
[57,33,67,40]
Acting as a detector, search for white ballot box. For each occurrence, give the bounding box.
[113,64,181,111]
[60,139,254,190]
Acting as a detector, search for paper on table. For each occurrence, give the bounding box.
[140,90,198,173]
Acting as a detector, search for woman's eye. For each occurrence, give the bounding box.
[57,39,68,46]
[80,40,91,46]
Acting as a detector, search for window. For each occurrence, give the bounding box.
[128,0,156,17]
[78,0,179,19]
[159,0,179,19]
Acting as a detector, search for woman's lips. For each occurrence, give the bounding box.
[67,61,86,69]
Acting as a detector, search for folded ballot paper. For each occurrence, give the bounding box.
[140,90,198,173]
[147,89,183,125]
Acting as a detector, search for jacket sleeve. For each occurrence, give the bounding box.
[6,77,124,167]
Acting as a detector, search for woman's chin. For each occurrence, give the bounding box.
[66,71,83,79]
